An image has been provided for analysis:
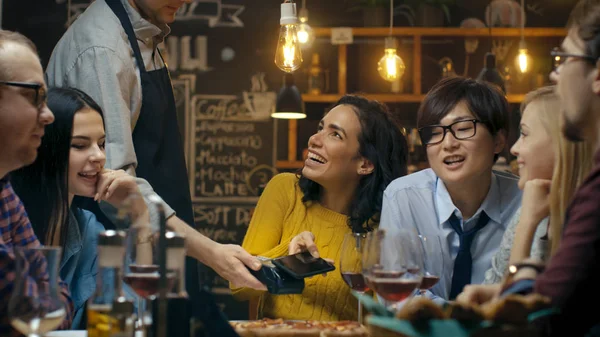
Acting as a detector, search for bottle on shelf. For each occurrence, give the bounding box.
[307,53,329,95]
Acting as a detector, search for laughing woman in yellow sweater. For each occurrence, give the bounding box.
[231,95,408,321]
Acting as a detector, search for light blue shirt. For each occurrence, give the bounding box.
[379,168,521,301]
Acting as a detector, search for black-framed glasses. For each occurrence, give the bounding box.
[418,119,481,145]
[550,47,597,74]
[0,81,47,109]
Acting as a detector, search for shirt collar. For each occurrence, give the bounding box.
[435,172,502,225]
[121,0,170,44]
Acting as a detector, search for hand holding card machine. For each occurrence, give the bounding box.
[272,251,336,279]
[248,252,335,295]
[248,258,305,295]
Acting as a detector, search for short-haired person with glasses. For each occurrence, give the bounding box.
[379,76,522,303]
[0,30,74,335]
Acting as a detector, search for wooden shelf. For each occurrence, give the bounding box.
[313,27,566,38]
[276,160,304,169]
[279,27,557,166]
[303,94,526,104]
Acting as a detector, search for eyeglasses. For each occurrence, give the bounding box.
[0,81,47,109]
[550,47,597,74]
[418,119,481,145]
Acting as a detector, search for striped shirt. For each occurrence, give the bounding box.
[0,178,73,335]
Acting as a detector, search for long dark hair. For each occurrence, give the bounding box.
[11,87,104,246]
[298,94,408,233]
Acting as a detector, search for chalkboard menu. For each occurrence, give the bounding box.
[154,0,287,319]
[188,93,278,202]
[172,74,279,291]
[187,92,279,238]
[171,72,280,318]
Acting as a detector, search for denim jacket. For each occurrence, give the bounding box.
[59,207,105,329]
[61,207,138,329]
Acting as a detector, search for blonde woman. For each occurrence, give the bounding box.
[458,86,594,300]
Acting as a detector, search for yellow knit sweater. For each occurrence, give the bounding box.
[231,173,359,321]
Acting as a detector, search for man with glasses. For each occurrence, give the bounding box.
[0,30,74,335]
[379,76,522,303]
[458,0,600,335]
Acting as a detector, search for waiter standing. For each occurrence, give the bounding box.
[46,0,266,307]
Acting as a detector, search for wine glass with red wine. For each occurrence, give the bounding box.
[124,225,156,330]
[361,231,376,292]
[361,231,385,293]
[370,229,423,311]
[124,225,176,331]
[340,232,369,323]
[417,235,444,294]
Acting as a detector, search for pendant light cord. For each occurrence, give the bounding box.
[520,0,525,41]
[389,0,394,36]
[487,0,492,53]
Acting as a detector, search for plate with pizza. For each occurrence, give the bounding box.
[229,318,369,337]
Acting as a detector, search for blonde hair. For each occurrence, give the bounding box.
[520,86,595,255]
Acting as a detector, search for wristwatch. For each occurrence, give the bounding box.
[508,262,545,276]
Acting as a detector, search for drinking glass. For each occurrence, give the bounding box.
[121,194,175,331]
[339,232,369,322]
[124,225,179,330]
[368,229,423,311]
[417,235,444,294]
[124,225,165,330]
[8,246,66,337]
[361,231,382,294]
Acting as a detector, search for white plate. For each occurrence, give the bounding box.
[46,331,143,337]
[45,332,86,337]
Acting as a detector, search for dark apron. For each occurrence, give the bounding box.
[76,0,201,312]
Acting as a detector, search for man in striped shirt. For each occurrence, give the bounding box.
[0,30,73,335]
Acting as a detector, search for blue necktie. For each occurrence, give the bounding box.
[448,211,490,300]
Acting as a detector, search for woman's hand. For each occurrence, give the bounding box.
[289,231,320,258]
[519,179,552,227]
[94,169,142,207]
[288,232,334,277]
